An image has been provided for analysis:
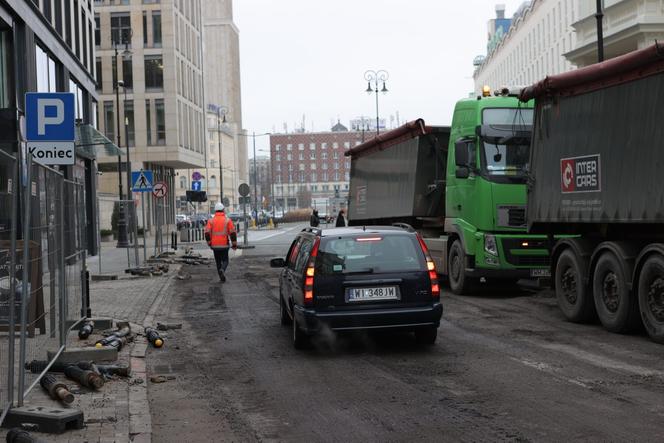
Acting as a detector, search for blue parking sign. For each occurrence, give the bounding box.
[25,93,75,141]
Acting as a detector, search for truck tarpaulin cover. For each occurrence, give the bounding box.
[346,120,450,221]
[523,43,664,233]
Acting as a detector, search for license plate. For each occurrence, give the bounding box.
[347,286,399,302]
[531,268,551,278]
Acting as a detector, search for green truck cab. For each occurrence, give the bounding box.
[346,92,551,294]
[443,95,549,293]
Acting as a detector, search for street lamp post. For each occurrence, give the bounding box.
[364,70,389,135]
[595,0,605,62]
[216,106,228,205]
[114,46,129,248]
[238,132,270,219]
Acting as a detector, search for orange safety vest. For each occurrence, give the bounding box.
[205,213,236,249]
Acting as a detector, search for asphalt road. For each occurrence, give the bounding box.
[147,224,664,442]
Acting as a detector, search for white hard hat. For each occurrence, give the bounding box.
[214,202,225,212]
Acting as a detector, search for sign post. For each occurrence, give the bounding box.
[25,93,75,165]
[152,182,168,259]
[132,170,154,265]
[238,183,251,248]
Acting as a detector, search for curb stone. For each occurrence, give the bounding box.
[126,271,176,443]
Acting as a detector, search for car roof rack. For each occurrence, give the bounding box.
[302,227,323,236]
[392,222,416,232]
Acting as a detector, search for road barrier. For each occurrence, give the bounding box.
[0,152,87,426]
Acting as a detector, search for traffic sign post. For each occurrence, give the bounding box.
[191,180,202,191]
[152,181,168,199]
[238,183,252,248]
[25,93,76,165]
[131,170,153,192]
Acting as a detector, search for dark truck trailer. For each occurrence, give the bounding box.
[347,120,449,229]
[520,43,664,343]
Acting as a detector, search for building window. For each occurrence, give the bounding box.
[287,153,292,161]
[334,172,340,181]
[299,164,305,171]
[287,144,292,150]
[104,101,115,141]
[298,152,304,160]
[345,172,350,181]
[124,100,135,146]
[310,163,316,170]
[276,164,281,172]
[323,184,329,191]
[69,79,83,120]
[179,176,186,189]
[309,143,315,150]
[321,143,327,149]
[152,11,162,47]
[95,58,102,90]
[145,99,152,145]
[333,142,338,149]
[322,163,328,170]
[144,55,163,89]
[209,175,217,189]
[111,13,131,46]
[321,152,327,160]
[288,164,293,172]
[95,15,100,47]
[298,143,304,150]
[35,45,56,93]
[155,98,165,144]
[276,154,281,161]
[299,172,305,183]
[333,152,338,159]
[311,173,317,182]
[310,152,315,160]
[122,57,133,89]
[344,142,350,149]
[333,163,339,170]
[142,12,148,46]
[275,144,281,151]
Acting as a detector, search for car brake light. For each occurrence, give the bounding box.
[417,234,440,299]
[356,237,382,242]
[303,238,320,305]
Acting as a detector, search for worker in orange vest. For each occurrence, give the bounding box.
[205,203,237,282]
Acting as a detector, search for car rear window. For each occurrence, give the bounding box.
[316,234,425,275]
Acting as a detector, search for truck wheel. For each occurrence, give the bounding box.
[637,254,664,343]
[593,252,640,333]
[414,326,438,345]
[554,249,595,322]
[280,293,291,326]
[292,316,309,350]
[448,240,471,295]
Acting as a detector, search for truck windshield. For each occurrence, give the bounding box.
[482,142,529,176]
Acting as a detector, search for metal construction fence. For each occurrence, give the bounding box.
[0,153,87,426]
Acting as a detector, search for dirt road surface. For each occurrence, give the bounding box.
[147,227,664,442]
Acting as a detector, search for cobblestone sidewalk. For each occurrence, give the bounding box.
[0,264,179,443]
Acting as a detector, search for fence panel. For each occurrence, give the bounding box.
[0,150,18,426]
[17,161,67,403]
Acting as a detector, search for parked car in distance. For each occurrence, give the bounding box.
[176,214,191,229]
[271,226,443,349]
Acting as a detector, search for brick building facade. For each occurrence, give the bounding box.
[270,126,366,211]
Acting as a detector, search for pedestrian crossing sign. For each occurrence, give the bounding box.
[131,170,154,192]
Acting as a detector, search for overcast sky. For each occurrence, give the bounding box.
[235,0,526,154]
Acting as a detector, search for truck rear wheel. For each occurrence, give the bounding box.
[554,249,595,322]
[637,254,664,343]
[592,252,640,333]
[449,240,471,295]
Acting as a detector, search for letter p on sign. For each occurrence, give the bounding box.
[25,93,75,142]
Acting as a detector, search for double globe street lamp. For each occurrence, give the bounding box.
[364,69,389,135]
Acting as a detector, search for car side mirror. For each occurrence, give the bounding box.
[455,166,470,179]
[270,257,286,268]
[454,140,469,166]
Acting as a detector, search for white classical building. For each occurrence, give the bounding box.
[566,0,664,67]
[474,1,664,93]
[473,1,579,93]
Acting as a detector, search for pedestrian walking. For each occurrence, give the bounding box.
[310,209,320,227]
[205,203,237,282]
[335,209,346,227]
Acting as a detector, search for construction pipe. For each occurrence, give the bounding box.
[145,327,164,348]
[25,360,130,377]
[64,365,105,390]
[39,374,74,405]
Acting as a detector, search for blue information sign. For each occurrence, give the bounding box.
[131,170,154,192]
[191,180,202,191]
[25,93,75,141]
